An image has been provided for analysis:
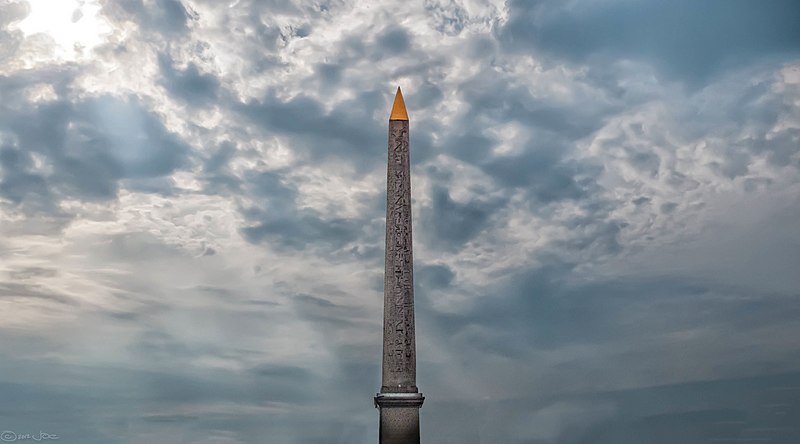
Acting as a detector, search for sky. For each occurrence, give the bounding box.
[1,0,800,443]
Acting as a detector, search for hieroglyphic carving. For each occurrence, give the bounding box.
[384,122,415,376]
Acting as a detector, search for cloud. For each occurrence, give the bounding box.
[236,90,386,169]
[0,73,191,227]
[415,263,454,290]
[376,26,412,54]
[103,0,195,36]
[1,0,799,443]
[500,0,800,86]
[421,184,507,249]
[158,52,220,105]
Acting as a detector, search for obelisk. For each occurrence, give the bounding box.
[374,87,424,444]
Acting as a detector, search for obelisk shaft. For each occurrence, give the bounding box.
[381,116,417,391]
[376,87,423,444]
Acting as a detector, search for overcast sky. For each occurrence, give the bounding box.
[1,1,800,443]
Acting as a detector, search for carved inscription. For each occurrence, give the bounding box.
[386,123,414,375]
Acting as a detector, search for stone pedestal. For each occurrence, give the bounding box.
[375,393,424,444]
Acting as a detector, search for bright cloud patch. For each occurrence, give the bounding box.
[13,0,111,61]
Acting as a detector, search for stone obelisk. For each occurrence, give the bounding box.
[374,87,424,443]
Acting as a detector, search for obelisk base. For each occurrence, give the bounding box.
[375,393,424,444]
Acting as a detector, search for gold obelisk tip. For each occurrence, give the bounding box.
[389,87,409,121]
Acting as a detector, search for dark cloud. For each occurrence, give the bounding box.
[158,53,220,105]
[418,256,800,368]
[316,63,342,86]
[499,0,800,85]
[568,372,800,444]
[751,128,800,168]
[0,145,55,212]
[291,292,370,329]
[105,0,194,36]
[376,26,412,54]
[419,67,611,224]
[241,209,364,250]
[483,147,588,203]
[236,90,385,170]
[0,354,353,442]
[421,185,507,249]
[0,76,191,221]
[231,88,403,255]
[237,170,376,253]
[249,364,312,381]
[417,371,800,444]
[200,141,242,195]
[408,81,443,112]
[416,263,454,291]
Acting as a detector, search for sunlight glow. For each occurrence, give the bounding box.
[14,0,112,60]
